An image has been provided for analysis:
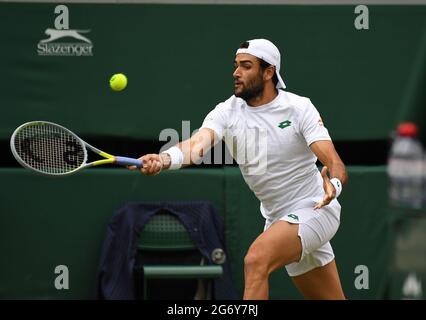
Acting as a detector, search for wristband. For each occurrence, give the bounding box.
[162,146,184,170]
[330,178,342,198]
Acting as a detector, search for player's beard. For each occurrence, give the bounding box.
[234,73,265,102]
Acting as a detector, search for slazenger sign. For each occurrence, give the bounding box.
[37,5,93,56]
[38,42,93,56]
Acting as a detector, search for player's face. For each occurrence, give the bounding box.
[233,54,265,101]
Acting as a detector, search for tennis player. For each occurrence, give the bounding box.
[132,39,348,300]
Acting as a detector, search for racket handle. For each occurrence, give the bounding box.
[115,156,143,168]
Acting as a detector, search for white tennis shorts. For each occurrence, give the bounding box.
[263,199,341,277]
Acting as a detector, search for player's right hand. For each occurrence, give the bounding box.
[128,153,163,176]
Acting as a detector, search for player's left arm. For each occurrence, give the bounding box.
[310,140,348,209]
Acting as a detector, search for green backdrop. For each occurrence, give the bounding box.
[1,3,425,300]
[0,4,425,141]
[0,166,393,300]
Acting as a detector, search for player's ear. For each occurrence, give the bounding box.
[263,65,275,81]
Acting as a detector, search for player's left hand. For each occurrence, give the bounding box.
[314,166,336,209]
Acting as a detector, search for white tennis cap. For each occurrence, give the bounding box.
[236,39,286,89]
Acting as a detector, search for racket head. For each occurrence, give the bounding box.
[10,121,88,176]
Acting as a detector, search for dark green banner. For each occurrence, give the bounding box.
[0,166,393,299]
[1,4,425,140]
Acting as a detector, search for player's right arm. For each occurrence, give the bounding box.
[133,128,218,176]
[133,100,228,175]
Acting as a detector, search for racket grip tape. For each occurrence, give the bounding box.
[115,156,143,168]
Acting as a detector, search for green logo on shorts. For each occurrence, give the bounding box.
[278,120,292,129]
[287,214,299,221]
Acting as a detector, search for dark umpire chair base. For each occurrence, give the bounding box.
[139,265,223,300]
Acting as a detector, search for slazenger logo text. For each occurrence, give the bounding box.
[37,5,94,57]
[37,43,93,56]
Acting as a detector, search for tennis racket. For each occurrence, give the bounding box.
[10,121,143,176]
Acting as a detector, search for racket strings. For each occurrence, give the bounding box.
[14,123,85,174]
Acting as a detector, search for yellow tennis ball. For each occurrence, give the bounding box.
[109,73,128,91]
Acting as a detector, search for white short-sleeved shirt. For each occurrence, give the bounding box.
[201,89,333,220]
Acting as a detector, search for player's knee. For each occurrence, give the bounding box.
[244,246,269,275]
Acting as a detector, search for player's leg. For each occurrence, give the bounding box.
[243,220,302,300]
[291,259,345,299]
[282,201,343,299]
